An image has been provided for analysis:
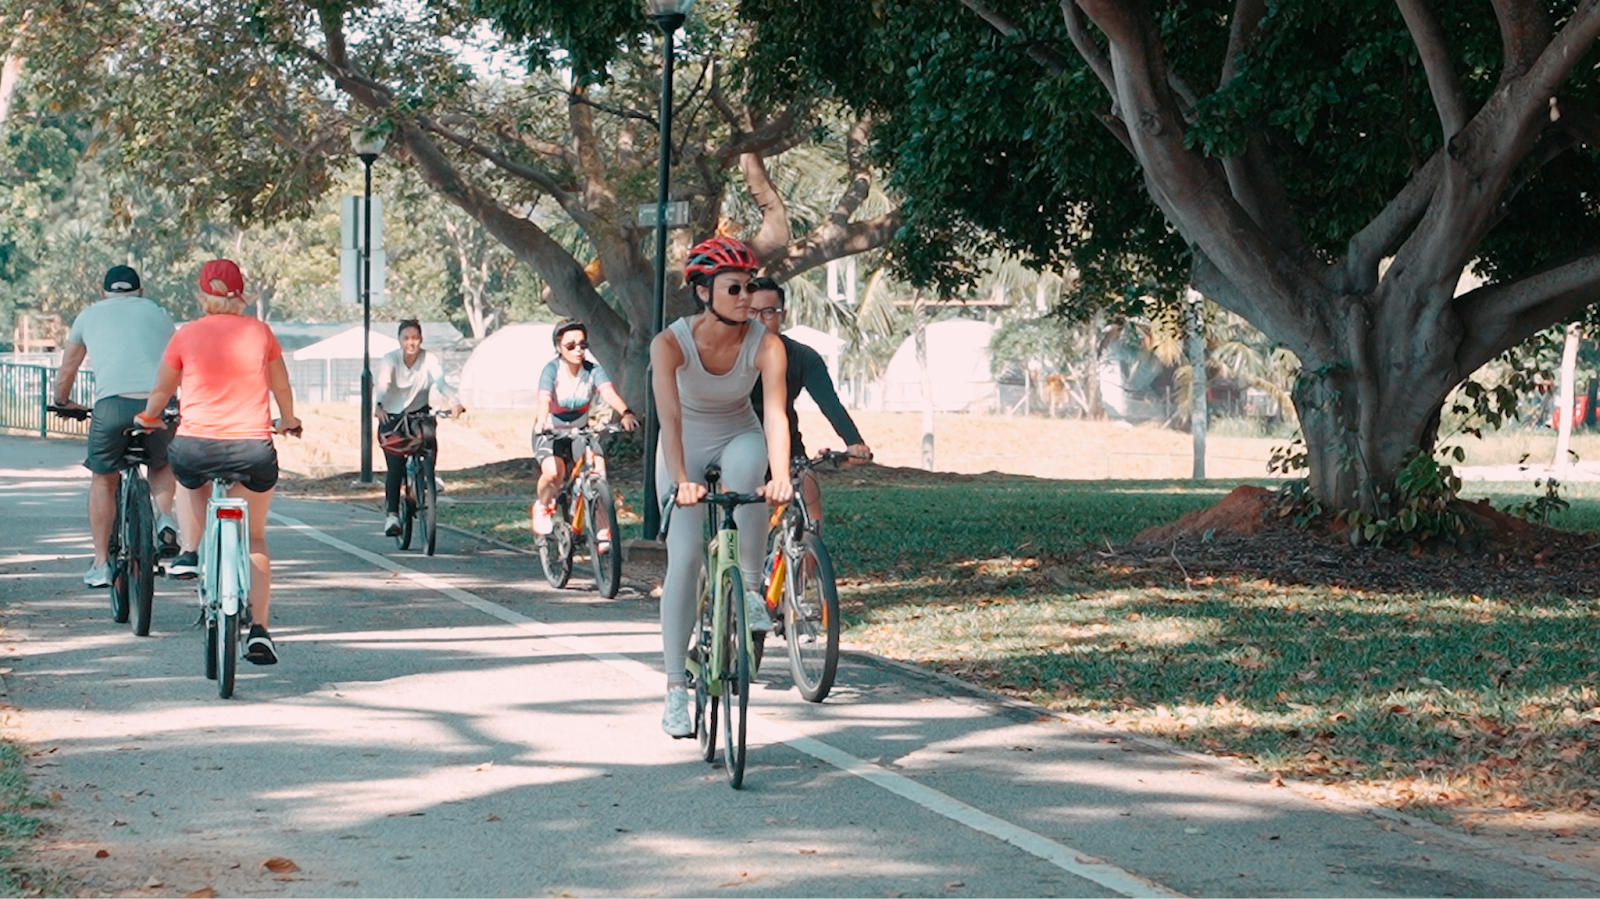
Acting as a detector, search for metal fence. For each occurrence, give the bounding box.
[0,364,94,437]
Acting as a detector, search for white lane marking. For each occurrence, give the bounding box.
[271,512,1186,899]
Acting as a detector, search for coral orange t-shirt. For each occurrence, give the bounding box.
[164,314,283,440]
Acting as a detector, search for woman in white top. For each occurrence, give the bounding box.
[651,236,792,738]
[375,319,465,536]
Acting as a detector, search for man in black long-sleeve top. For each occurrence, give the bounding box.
[748,277,872,531]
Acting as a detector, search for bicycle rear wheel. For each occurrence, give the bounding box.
[128,475,156,637]
[203,611,218,680]
[720,566,750,789]
[785,532,841,703]
[419,455,438,556]
[108,491,130,624]
[587,479,622,598]
[217,526,240,699]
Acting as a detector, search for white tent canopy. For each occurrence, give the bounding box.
[292,327,400,361]
[458,322,557,409]
[873,319,999,413]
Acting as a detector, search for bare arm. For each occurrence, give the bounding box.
[136,361,182,428]
[596,382,637,431]
[267,357,301,434]
[52,341,88,407]
[755,332,793,504]
[650,329,703,506]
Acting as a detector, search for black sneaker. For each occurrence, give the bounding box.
[155,514,180,558]
[166,551,198,579]
[244,624,278,665]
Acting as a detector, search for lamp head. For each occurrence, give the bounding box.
[352,129,387,163]
[647,0,693,31]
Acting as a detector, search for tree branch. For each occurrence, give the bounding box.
[420,116,591,228]
[740,150,792,260]
[1220,0,1265,85]
[1396,0,1467,139]
[1061,0,1116,97]
[1490,0,1553,83]
[958,0,1073,75]
[1455,252,1600,372]
[1339,151,1443,293]
[765,213,903,282]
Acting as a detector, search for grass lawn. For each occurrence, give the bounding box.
[440,470,1600,824]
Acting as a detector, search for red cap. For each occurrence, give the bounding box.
[199,259,245,298]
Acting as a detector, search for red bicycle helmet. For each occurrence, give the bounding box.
[684,237,758,283]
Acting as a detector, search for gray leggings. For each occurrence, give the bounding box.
[657,429,769,684]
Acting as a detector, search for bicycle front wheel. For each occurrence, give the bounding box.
[720,566,750,789]
[691,568,716,762]
[538,498,574,588]
[128,475,156,637]
[419,455,438,556]
[587,480,622,598]
[217,610,238,698]
[785,532,841,703]
[397,464,416,551]
[216,527,239,699]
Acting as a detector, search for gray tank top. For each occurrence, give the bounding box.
[669,316,763,441]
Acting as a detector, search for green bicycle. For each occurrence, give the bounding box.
[667,463,766,789]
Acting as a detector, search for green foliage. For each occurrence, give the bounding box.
[1501,478,1571,525]
[1342,449,1471,549]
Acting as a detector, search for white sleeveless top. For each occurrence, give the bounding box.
[668,316,763,444]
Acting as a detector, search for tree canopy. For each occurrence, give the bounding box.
[742,0,1600,510]
[1,0,898,407]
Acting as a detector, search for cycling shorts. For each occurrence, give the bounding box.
[85,395,175,474]
[168,436,279,493]
[532,432,577,465]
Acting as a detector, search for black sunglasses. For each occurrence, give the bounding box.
[562,340,588,350]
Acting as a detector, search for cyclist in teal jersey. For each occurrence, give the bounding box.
[531,319,636,535]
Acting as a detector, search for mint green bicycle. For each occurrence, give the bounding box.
[667,463,765,789]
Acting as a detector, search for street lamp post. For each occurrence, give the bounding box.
[353,130,387,484]
[643,0,695,540]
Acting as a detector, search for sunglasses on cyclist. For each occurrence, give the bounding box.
[752,306,784,319]
[562,340,588,351]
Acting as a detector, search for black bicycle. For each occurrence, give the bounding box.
[391,409,452,556]
[535,423,625,597]
[49,404,163,636]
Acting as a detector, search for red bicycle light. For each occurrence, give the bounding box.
[216,508,245,520]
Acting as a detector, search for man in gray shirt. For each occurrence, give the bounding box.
[53,266,180,588]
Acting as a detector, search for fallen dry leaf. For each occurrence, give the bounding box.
[1183,826,1207,835]
[484,814,502,822]
[94,849,109,859]
[47,792,62,802]
[143,877,164,888]
[181,889,217,898]
[261,857,299,874]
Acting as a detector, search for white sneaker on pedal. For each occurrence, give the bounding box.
[532,501,555,536]
[384,514,402,537]
[661,686,691,738]
[745,589,771,633]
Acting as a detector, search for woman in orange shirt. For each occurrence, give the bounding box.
[136,259,301,665]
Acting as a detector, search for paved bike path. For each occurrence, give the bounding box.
[0,434,1592,897]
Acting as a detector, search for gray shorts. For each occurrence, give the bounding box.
[85,395,174,474]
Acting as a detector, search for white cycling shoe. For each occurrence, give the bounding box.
[662,686,691,738]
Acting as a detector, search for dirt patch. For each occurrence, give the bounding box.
[1135,484,1276,542]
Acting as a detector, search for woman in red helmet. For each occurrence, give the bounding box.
[652,236,793,738]
[135,259,300,666]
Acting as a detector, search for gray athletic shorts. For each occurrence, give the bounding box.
[85,395,174,474]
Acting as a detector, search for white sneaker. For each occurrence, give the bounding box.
[83,562,111,589]
[532,501,555,536]
[745,589,771,633]
[661,686,691,738]
[383,514,402,537]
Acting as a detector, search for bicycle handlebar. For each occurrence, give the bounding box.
[658,487,766,538]
[46,404,90,421]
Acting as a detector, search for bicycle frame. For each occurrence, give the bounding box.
[688,498,758,699]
